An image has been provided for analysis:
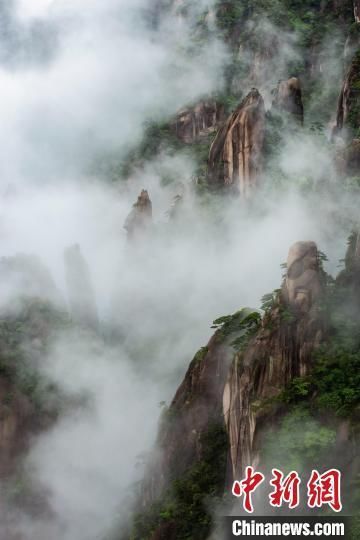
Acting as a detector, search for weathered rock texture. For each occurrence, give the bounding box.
[136,238,360,537]
[172,101,224,144]
[336,50,360,133]
[208,89,265,196]
[124,190,152,241]
[64,244,99,331]
[355,0,360,23]
[223,242,324,480]
[142,242,324,502]
[272,77,304,124]
[142,335,233,505]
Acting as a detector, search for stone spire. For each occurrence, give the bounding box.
[208,89,265,197]
[124,189,152,241]
[272,77,304,124]
[223,241,324,479]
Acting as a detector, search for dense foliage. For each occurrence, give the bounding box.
[130,424,228,540]
[0,298,70,411]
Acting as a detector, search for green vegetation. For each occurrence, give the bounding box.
[212,308,261,346]
[131,424,228,540]
[266,244,360,516]
[0,298,70,411]
[264,405,336,473]
[193,346,209,364]
[260,289,281,313]
[280,330,360,419]
[279,257,360,419]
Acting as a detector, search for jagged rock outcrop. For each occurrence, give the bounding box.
[172,101,224,144]
[142,335,234,505]
[142,242,325,497]
[336,50,360,133]
[223,242,324,480]
[207,89,265,196]
[64,244,99,331]
[355,0,360,23]
[124,190,152,241]
[334,47,360,171]
[134,238,360,537]
[272,77,304,124]
[284,241,323,311]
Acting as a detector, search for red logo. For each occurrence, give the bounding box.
[232,468,342,514]
[307,469,342,513]
[232,466,265,513]
[269,469,301,509]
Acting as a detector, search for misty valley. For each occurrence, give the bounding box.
[0,1,360,540]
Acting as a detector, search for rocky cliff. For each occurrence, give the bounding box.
[336,49,360,134]
[144,241,325,490]
[172,101,224,144]
[224,241,324,480]
[207,89,265,196]
[335,27,360,174]
[142,331,234,506]
[132,236,359,538]
[355,0,360,23]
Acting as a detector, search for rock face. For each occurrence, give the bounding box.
[355,0,360,23]
[207,89,265,196]
[142,335,234,504]
[142,242,324,500]
[336,50,360,133]
[64,244,99,331]
[223,242,324,480]
[135,238,360,537]
[335,48,360,171]
[272,77,304,124]
[284,241,322,311]
[124,190,152,241]
[172,101,224,144]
